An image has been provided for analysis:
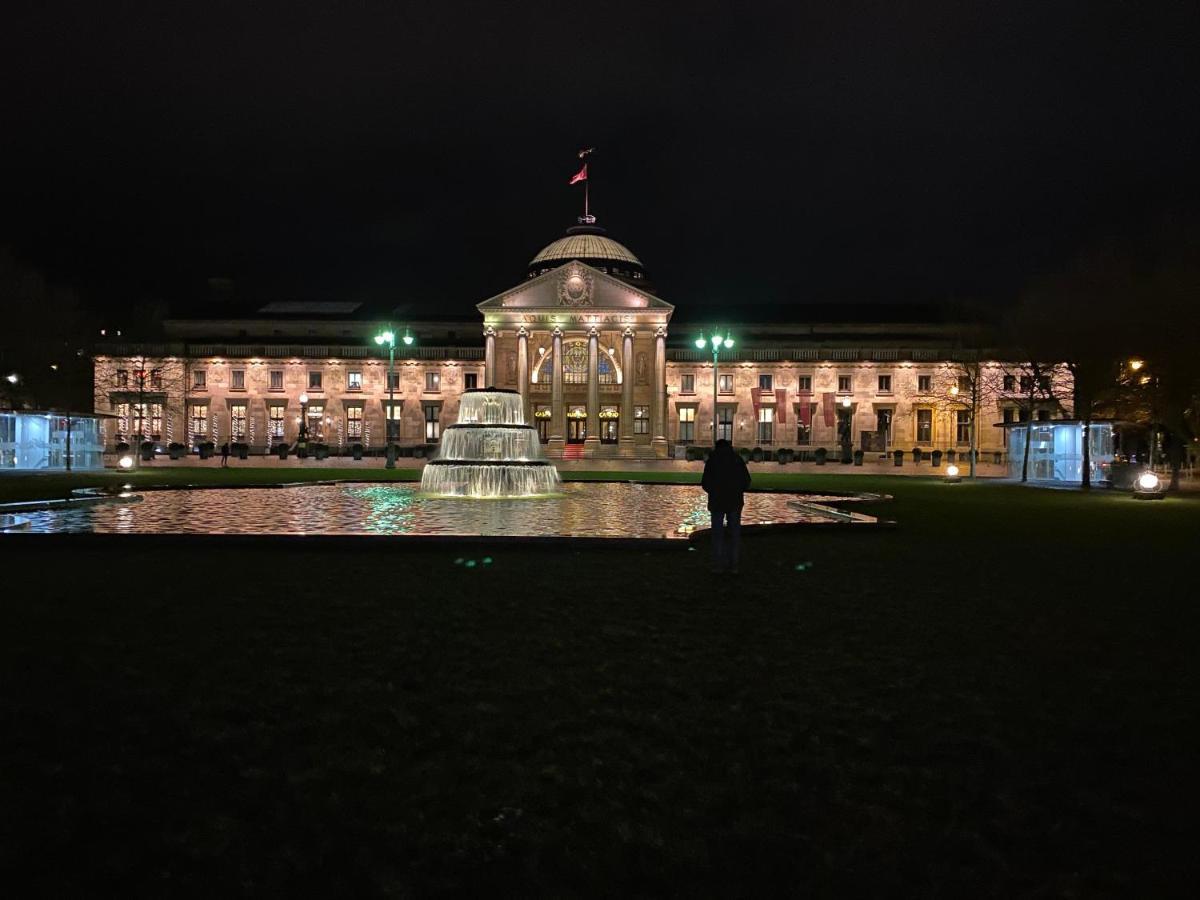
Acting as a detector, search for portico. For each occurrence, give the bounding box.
[478,251,673,459]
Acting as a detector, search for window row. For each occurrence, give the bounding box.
[185,369,469,393]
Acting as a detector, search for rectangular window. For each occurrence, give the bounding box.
[115,370,129,388]
[1019,408,1030,423]
[346,406,363,438]
[757,407,774,443]
[957,375,971,394]
[680,374,695,394]
[269,370,283,391]
[464,373,478,390]
[718,407,734,442]
[1037,408,1051,421]
[678,406,696,442]
[131,402,163,437]
[425,372,440,392]
[190,403,208,437]
[347,371,363,391]
[231,369,246,390]
[115,402,130,436]
[956,410,971,445]
[877,374,892,393]
[230,403,247,440]
[1020,375,1033,393]
[917,408,932,444]
[1037,375,1051,392]
[193,369,207,389]
[758,374,773,391]
[150,369,163,390]
[268,403,285,438]
[424,404,441,441]
[634,405,649,434]
[1003,408,1015,424]
[308,371,323,390]
[837,375,852,393]
[1003,374,1016,392]
[796,418,811,445]
[718,374,734,394]
[301,404,323,442]
[797,375,812,392]
[918,374,932,393]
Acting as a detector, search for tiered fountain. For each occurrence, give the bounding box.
[420,388,562,498]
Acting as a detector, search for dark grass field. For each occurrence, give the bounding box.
[1,473,1197,897]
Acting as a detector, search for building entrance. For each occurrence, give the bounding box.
[600,418,618,443]
[567,419,587,443]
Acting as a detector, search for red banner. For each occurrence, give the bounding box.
[797,390,812,427]
[750,387,762,419]
[775,388,787,425]
[822,392,835,427]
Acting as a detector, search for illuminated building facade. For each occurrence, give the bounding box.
[93,222,1066,459]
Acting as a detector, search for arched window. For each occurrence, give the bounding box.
[534,341,622,385]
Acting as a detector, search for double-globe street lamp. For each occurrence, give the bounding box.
[374,326,414,469]
[694,330,735,446]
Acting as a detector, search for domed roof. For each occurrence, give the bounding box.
[529,226,642,268]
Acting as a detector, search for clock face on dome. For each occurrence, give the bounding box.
[557,264,594,307]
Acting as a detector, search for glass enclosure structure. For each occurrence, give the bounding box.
[1005,421,1114,484]
[0,411,106,471]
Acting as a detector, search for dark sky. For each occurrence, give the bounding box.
[3,1,1197,318]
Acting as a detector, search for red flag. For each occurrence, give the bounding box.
[569,164,588,185]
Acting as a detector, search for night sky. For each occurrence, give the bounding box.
[3,1,1197,318]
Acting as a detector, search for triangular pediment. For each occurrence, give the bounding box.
[477,261,673,313]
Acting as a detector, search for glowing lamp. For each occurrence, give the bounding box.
[945,463,961,484]
[118,456,134,469]
[723,336,734,349]
[1137,471,1160,491]
[950,385,959,396]
[694,336,707,349]
[1129,359,1144,371]
[299,393,309,405]
[402,330,414,346]
[841,397,852,408]
[5,373,17,384]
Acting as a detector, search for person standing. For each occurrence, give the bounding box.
[220,441,230,467]
[701,438,751,574]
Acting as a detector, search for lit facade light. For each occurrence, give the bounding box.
[1129,359,1144,371]
[945,464,961,483]
[118,455,134,469]
[299,393,309,405]
[694,335,707,349]
[1137,471,1159,491]
[841,396,852,408]
[5,373,18,384]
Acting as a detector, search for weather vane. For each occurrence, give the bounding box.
[569,147,595,224]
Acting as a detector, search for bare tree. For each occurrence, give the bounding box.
[932,357,1004,478]
[998,360,1071,483]
[93,353,187,458]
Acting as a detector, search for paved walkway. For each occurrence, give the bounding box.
[94,454,1011,478]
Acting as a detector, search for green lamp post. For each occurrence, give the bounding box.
[375,326,414,469]
[694,330,735,446]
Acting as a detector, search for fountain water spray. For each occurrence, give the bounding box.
[420,389,561,498]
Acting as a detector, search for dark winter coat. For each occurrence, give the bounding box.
[701,448,752,512]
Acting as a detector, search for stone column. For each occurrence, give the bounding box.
[483,326,496,387]
[516,326,529,419]
[619,327,635,456]
[651,325,668,457]
[548,326,565,455]
[584,325,601,452]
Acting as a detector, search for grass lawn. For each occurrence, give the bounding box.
[1,474,1197,896]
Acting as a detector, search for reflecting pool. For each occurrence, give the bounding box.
[17,483,878,539]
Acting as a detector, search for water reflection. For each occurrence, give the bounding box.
[21,483,875,539]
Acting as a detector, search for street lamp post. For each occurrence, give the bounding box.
[375,326,414,470]
[298,393,309,457]
[694,330,735,445]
